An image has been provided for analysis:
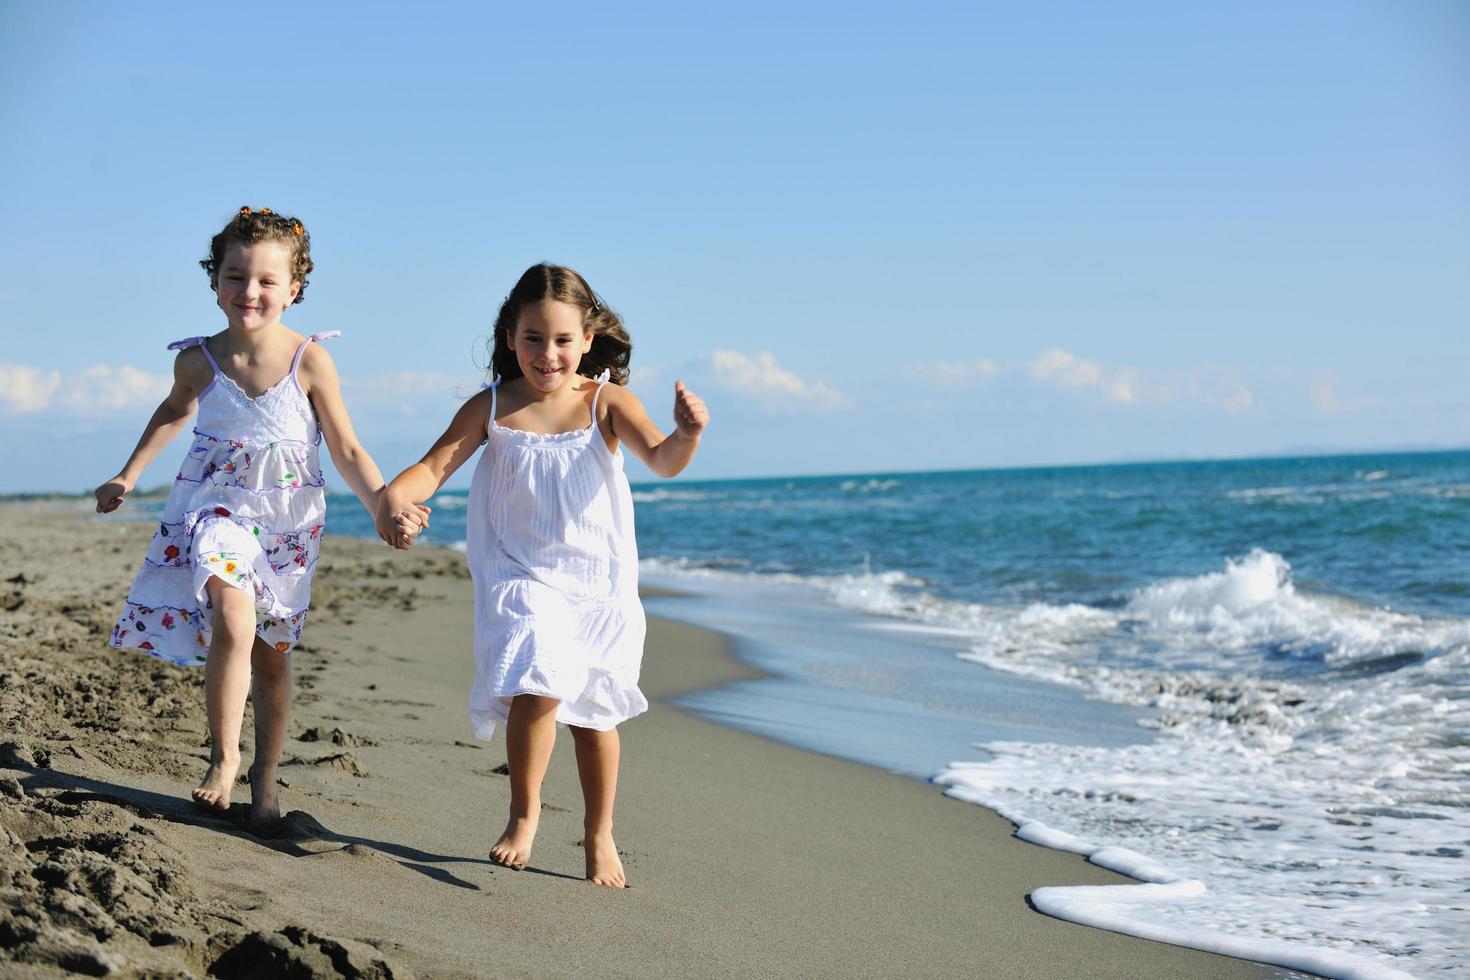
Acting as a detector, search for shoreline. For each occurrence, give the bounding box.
[0,503,1278,977]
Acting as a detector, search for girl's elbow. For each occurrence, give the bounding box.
[333,440,367,463]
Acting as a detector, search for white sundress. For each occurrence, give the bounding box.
[465,372,648,739]
[109,332,339,666]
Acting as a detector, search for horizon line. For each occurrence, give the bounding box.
[12,442,1465,500]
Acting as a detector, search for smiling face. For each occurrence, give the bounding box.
[507,300,594,393]
[214,241,300,332]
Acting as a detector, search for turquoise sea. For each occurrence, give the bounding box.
[317,450,1469,977]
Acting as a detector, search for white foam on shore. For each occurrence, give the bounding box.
[641,551,1469,976]
[1028,881,1414,980]
[931,552,1469,978]
[937,760,1422,980]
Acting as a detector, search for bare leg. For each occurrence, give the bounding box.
[194,578,254,812]
[571,725,625,887]
[247,637,291,826]
[489,694,559,869]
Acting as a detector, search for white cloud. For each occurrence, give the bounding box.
[1305,371,1382,415]
[0,363,168,416]
[1021,349,1256,413]
[63,365,170,414]
[1028,348,1136,404]
[0,362,485,420]
[0,364,63,413]
[1029,348,1102,390]
[1308,370,1345,414]
[707,350,848,412]
[1166,372,1254,414]
[1101,366,1138,404]
[904,359,1000,388]
[1201,374,1254,414]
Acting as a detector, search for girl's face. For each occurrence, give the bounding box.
[215,241,300,332]
[508,300,594,393]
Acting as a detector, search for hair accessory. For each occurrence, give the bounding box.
[238,206,252,215]
[260,208,272,215]
[292,222,304,236]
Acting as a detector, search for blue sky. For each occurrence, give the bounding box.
[1,0,1466,493]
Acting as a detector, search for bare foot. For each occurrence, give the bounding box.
[248,763,282,828]
[489,814,538,870]
[192,755,239,813]
[584,830,626,888]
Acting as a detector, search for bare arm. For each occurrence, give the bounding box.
[607,381,708,478]
[95,350,208,513]
[374,390,493,547]
[298,344,388,515]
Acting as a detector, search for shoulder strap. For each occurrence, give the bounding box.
[291,330,341,375]
[167,336,221,374]
[588,368,612,421]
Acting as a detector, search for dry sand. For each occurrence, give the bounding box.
[0,502,1283,978]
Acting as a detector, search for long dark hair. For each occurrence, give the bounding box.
[488,264,631,385]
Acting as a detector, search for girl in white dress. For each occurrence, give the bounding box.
[96,207,419,825]
[376,263,708,887]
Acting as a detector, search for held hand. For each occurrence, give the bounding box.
[673,380,708,437]
[375,492,431,550]
[375,504,421,550]
[393,503,431,550]
[95,476,134,514]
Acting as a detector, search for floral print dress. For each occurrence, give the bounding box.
[110,332,339,666]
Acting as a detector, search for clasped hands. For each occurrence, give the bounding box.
[374,490,432,550]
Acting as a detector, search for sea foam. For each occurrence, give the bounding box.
[642,551,1469,976]
[932,552,1468,978]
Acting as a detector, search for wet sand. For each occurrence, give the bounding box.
[0,502,1279,978]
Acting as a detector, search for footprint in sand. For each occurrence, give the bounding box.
[282,752,369,777]
[297,726,379,748]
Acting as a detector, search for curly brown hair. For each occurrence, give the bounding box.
[199,206,314,304]
[489,264,632,386]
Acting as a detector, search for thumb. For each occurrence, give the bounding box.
[674,380,686,395]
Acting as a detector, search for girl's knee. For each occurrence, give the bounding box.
[251,640,291,679]
[205,577,253,622]
[569,725,617,743]
[204,573,241,600]
[513,693,560,713]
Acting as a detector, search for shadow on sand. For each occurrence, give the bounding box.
[14,762,495,891]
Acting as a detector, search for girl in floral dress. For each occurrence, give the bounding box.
[96,207,422,825]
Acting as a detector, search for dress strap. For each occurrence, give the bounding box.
[588,368,612,422]
[291,330,341,375]
[167,336,222,378]
[487,376,499,430]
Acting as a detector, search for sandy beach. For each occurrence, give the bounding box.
[0,502,1280,978]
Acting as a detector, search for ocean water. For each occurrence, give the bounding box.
[325,451,1468,978]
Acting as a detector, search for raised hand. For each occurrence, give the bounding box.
[673,381,708,437]
[95,476,134,514]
